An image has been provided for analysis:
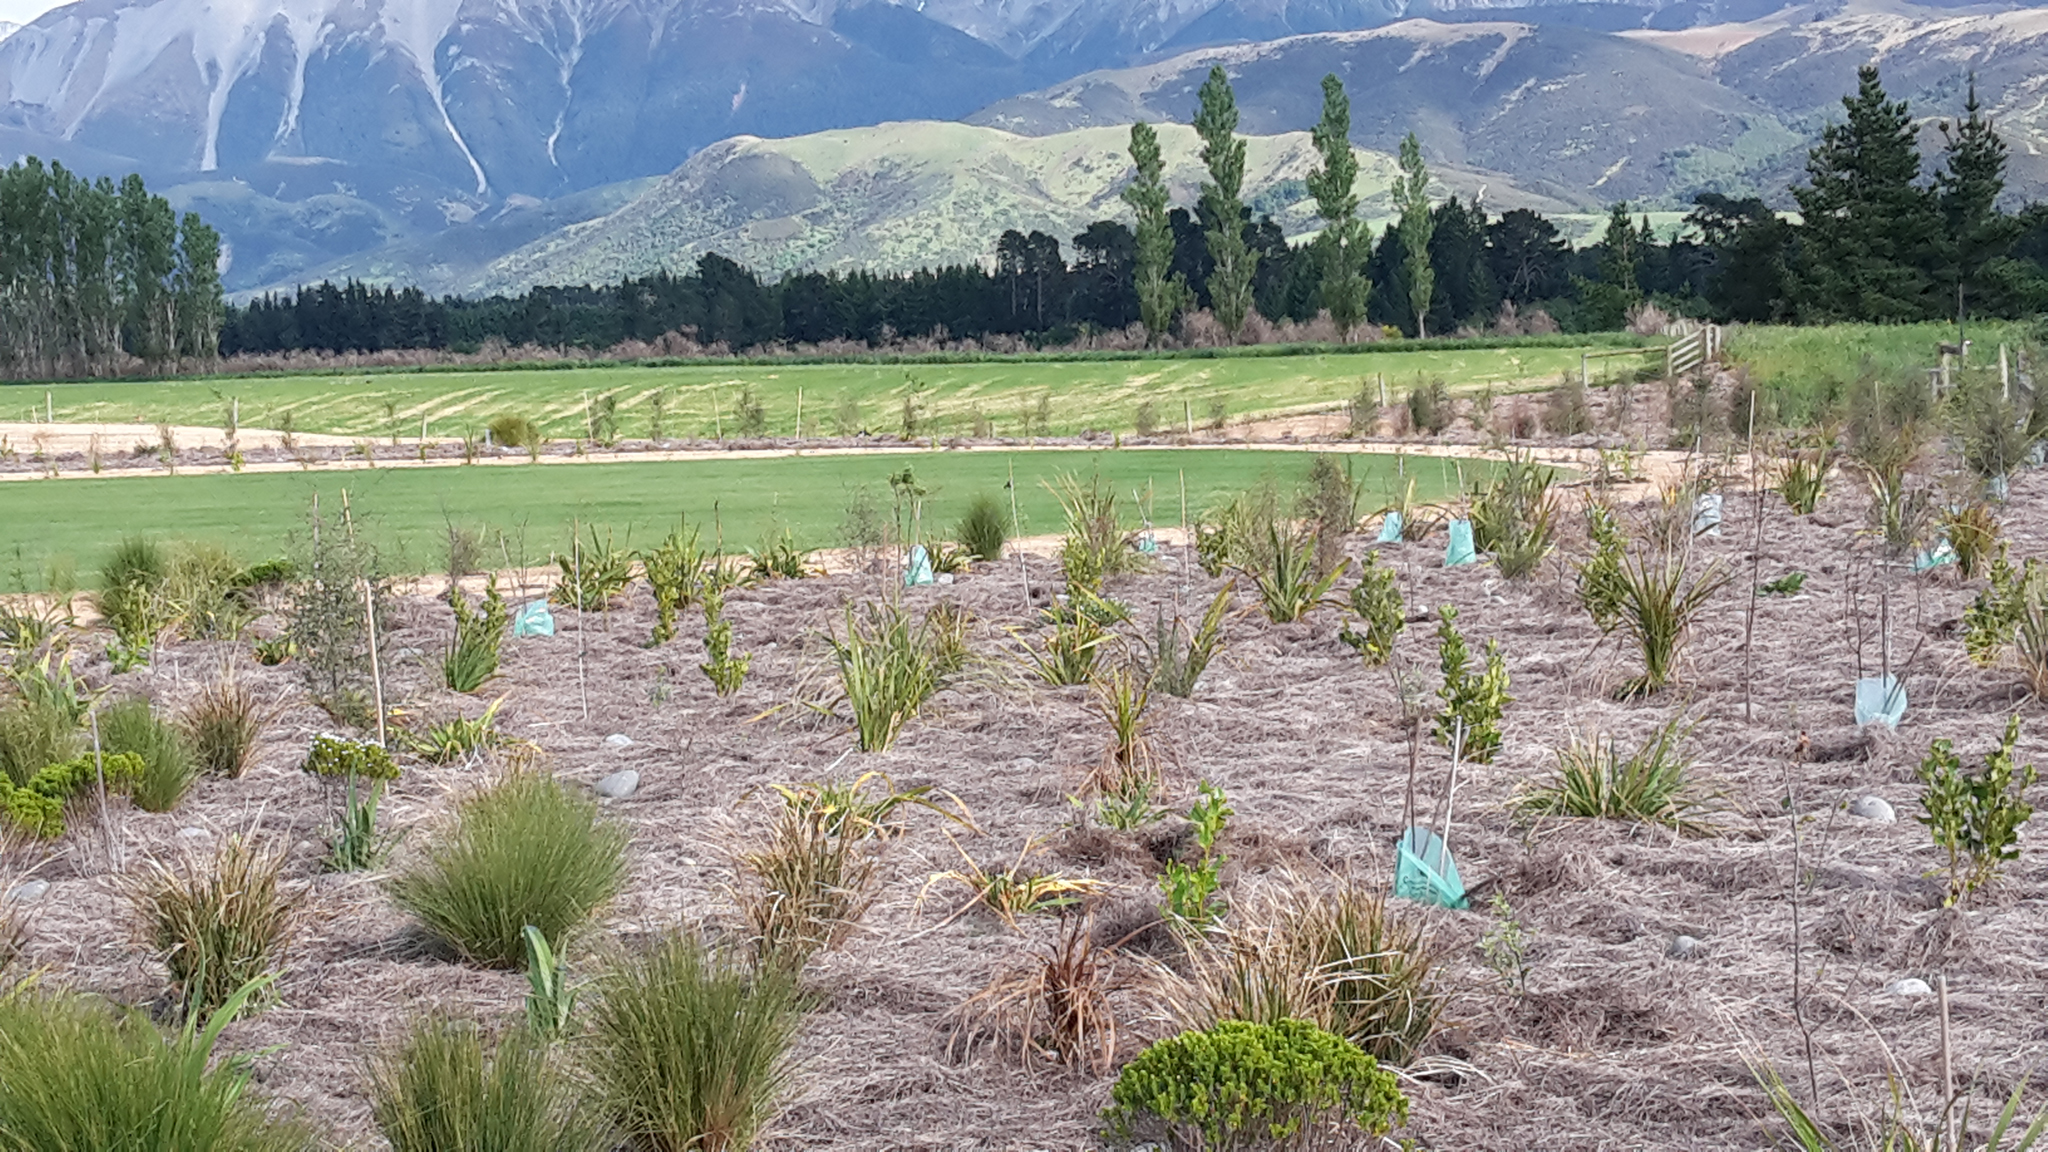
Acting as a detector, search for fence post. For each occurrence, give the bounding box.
[1581,353,1589,390]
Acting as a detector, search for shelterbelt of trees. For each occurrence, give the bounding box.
[4,65,2044,379]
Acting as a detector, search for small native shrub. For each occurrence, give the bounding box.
[400,699,508,766]
[130,834,299,1017]
[642,523,709,644]
[1160,782,1231,934]
[1172,884,1443,1066]
[387,770,629,968]
[1520,719,1708,833]
[1406,378,1452,436]
[369,1015,609,1152]
[1103,1019,1408,1152]
[1051,472,1141,593]
[700,593,751,697]
[0,751,144,839]
[1338,552,1404,666]
[99,697,197,813]
[1243,525,1344,623]
[1433,607,1510,764]
[551,529,634,612]
[1300,454,1360,576]
[738,801,879,971]
[1542,377,1592,436]
[488,414,541,448]
[301,735,400,871]
[0,981,311,1151]
[956,494,1009,561]
[1139,585,1233,698]
[826,601,963,752]
[1196,481,1281,577]
[1024,602,1111,687]
[1610,546,1730,696]
[1916,716,2036,908]
[1468,453,1560,579]
[286,499,389,726]
[1575,504,1629,631]
[748,530,814,581]
[443,581,509,693]
[586,934,803,1152]
[1376,477,1444,543]
[184,676,263,778]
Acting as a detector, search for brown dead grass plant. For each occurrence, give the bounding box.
[737,804,879,971]
[947,916,1118,1074]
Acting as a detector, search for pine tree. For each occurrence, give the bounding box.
[1194,67,1259,340]
[1393,133,1434,337]
[1578,203,1642,331]
[1123,121,1189,345]
[1306,73,1368,338]
[1934,75,2021,339]
[1791,64,1937,322]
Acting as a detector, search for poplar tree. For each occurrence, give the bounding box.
[1194,67,1258,340]
[1123,121,1189,345]
[1307,73,1368,338]
[1393,133,1434,337]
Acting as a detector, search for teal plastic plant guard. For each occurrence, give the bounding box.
[1377,512,1404,544]
[1136,531,1159,554]
[1912,538,1956,572]
[1444,520,1477,567]
[1854,675,1907,728]
[1394,827,1467,909]
[512,601,554,638]
[904,545,934,587]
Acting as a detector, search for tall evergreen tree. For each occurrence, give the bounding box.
[1393,132,1434,337]
[1934,75,2021,340]
[1122,121,1188,345]
[1688,193,1791,322]
[1194,67,1259,340]
[1306,73,1368,338]
[1791,65,1937,322]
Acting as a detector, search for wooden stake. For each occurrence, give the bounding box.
[363,577,386,747]
[714,390,723,441]
[1184,398,1193,437]
[1939,973,1956,1148]
[1743,389,1763,723]
[2001,343,2011,402]
[573,519,589,723]
[1007,459,1029,612]
[796,387,804,441]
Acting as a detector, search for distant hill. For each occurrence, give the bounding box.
[462,119,1586,294]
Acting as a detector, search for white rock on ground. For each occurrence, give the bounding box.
[595,770,640,799]
[177,827,211,840]
[1887,978,1933,997]
[603,734,634,749]
[1848,796,1896,823]
[5,880,49,903]
[1668,935,1704,959]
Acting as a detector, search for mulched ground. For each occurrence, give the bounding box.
[7,451,2047,1151]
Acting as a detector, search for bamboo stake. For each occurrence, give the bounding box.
[796,387,804,442]
[363,577,386,747]
[573,518,589,722]
[1744,389,1763,722]
[1007,459,1029,612]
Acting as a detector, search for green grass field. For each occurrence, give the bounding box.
[2,342,1624,442]
[0,447,1488,585]
[1723,320,2029,421]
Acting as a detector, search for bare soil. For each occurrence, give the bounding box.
[7,416,2048,1150]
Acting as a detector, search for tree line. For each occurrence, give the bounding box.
[0,159,224,380]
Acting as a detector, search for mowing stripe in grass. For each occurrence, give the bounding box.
[0,447,1484,582]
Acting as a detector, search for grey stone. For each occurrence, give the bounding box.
[1668,934,1704,959]
[390,647,424,661]
[603,734,634,749]
[176,826,211,841]
[1848,795,1896,823]
[1887,978,1933,998]
[595,770,640,800]
[5,880,49,903]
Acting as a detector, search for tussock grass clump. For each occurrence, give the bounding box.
[387,770,628,969]
[586,934,804,1152]
[1168,883,1444,1067]
[1242,525,1344,623]
[183,675,264,779]
[129,834,300,1016]
[370,1015,610,1152]
[400,699,508,766]
[737,803,879,971]
[1520,719,1708,833]
[98,536,171,646]
[551,529,634,612]
[1195,480,1281,576]
[1469,452,1560,579]
[1610,546,1730,697]
[956,493,1009,561]
[949,917,1117,1073]
[1050,472,1142,593]
[1138,584,1233,698]
[1023,600,1111,686]
[826,601,966,752]
[1775,437,1836,515]
[0,981,311,1151]
[0,694,81,789]
[98,697,197,813]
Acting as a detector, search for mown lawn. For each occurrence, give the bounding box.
[1,447,1487,583]
[3,342,1623,441]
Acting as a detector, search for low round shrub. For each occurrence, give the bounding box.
[386,770,628,968]
[1103,1018,1407,1152]
[487,414,542,448]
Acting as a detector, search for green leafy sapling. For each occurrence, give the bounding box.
[1160,781,1232,933]
[1338,551,1404,666]
[1433,606,1511,764]
[1915,716,2036,907]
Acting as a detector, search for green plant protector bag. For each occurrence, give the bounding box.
[513,600,555,637]
[1394,827,1466,909]
[1377,512,1403,544]
[1444,520,1477,567]
[904,544,934,587]
[1912,538,1956,572]
[1854,674,1906,728]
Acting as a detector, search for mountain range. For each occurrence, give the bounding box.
[1,0,2043,296]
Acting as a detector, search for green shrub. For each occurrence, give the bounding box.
[1406,378,1452,435]
[185,677,263,778]
[1242,525,1344,623]
[285,498,389,726]
[444,581,509,693]
[1916,716,2037,908]
[551,529,634,612]
[700,594,751,697]
[301,735,400,871]
[1519,719,1707,833]
[1103,1019,1408,1151]
[0,980,310,1151]
[825,602,960,752]
[641,523,709,645]
[99,698,197,812]
[1160,782,1230,934]
[1195,482,1281,577]
[488,415,542,448]
[386,770,628,969]
[956,493,1009,561]
[586,934,804,1152]
[1338,552,1404,666]
[1433,607,1510,764]
[0,751,144,839]
[1140,584,1233,698]
[1575,504,1629,631]
[98,536,170,647]
[369,1015,609,1152]
[130,835,299,1016]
